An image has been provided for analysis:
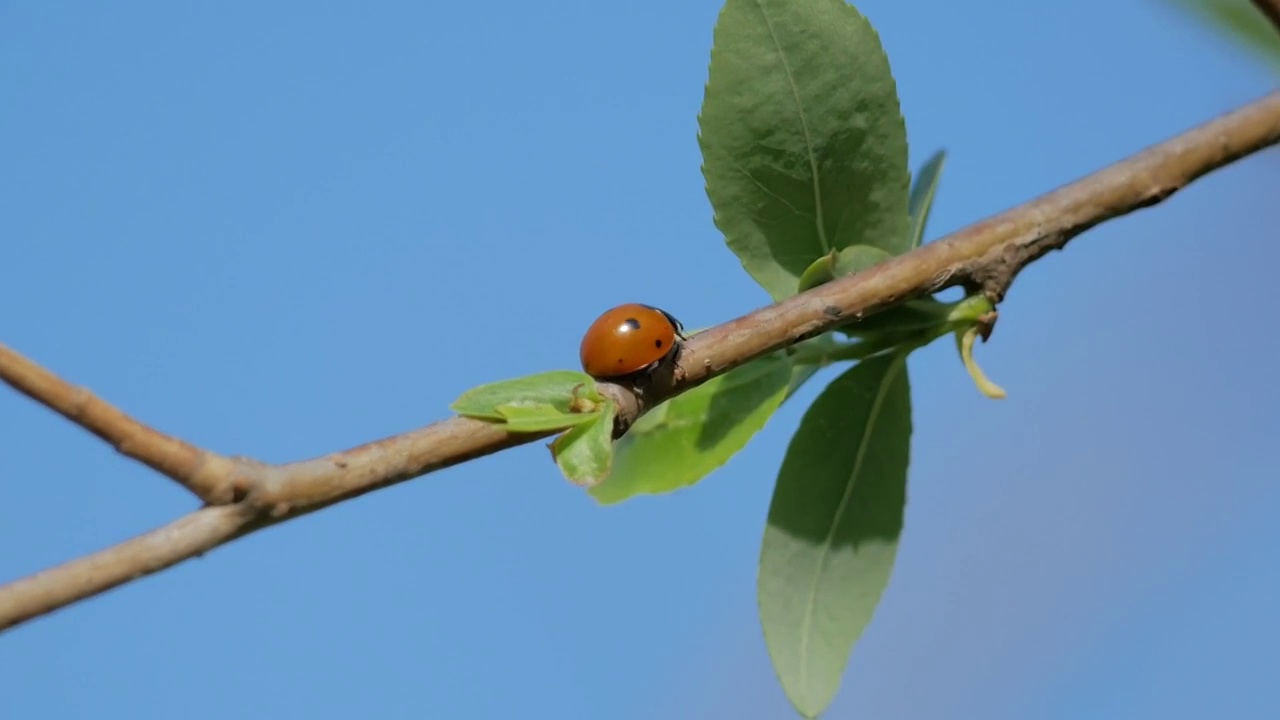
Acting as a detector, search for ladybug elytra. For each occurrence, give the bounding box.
[579,303,686,379]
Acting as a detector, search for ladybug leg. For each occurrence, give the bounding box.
[630,368,654,397]
[628,350,679,398]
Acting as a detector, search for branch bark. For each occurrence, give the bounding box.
[0,346,248,504]
[3,90,1279,634]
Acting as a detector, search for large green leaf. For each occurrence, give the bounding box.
[699,0,911,301]
[759,352,912,718]
[589,354,791,504]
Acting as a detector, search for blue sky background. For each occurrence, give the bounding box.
[2,1,1277,718]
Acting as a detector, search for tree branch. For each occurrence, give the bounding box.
[3,90,1279,634]
[0,507,253,626]
[1251,0,1280,35]
[0,346,246,503]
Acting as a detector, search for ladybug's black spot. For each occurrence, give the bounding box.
[623,318,641,331]
[655,339,664,348]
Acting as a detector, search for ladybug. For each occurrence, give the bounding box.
[579,303,686,380]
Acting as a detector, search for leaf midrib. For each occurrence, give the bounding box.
[752,0,829,254]
[795,355,904,697]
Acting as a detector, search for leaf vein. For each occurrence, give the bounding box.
[795,355,904,690]
[752,0,830,253]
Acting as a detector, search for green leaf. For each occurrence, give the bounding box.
[589,354,791,504]
[495,403,599,432]
[831,244,891,276]
[840,296,953,337]
[796,251,839,293]
[783,335,842,401]
[550,400,617,488]
[759,352,912,718]
[699,0,911,301]
[785,361,825,402]
[1167,0,1280,69]
[451,371,601,429]
[907,149,946,248]
[796,245,891,293]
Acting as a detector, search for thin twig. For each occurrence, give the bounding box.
[0,507,253,626]
[1251,0,1280,35]
[2,90,1279,633]
[0,346,247,503]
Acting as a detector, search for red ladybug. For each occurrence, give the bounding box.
[579,303,686,379]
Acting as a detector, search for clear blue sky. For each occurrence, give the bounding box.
[2,1,1277,718]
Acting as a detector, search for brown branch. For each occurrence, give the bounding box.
[0,346,247,503]
[0,507,253,626]
[2,90,1279,633]
[1251,0,1280,35]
